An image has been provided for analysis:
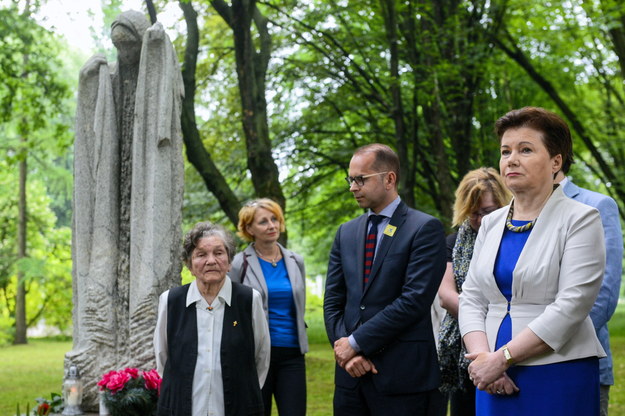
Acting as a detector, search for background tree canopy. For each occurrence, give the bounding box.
[172,0,625,275]
[1,0,624,342]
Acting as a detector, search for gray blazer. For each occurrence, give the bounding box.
[230,244,309,354]
[459,186,606,365]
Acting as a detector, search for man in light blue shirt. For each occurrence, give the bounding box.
[556,171,623,416]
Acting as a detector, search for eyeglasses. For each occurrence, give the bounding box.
[344,172,388,187]
[470,207,498,220]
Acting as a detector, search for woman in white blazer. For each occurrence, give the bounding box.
[230,198,308,416]
[459,107,606,415]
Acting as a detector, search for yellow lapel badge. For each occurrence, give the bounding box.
[383,224,397,237]
[233,321,238,327]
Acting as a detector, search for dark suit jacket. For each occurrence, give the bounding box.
[324,201,446,394]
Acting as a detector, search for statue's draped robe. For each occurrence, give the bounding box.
[69,21,184,410]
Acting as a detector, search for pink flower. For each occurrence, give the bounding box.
[143,369,162,393]
[123,367,140,379]
[97,370,119,391]
[105,371,131,393]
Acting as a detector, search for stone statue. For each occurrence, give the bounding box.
[68,10,184,410]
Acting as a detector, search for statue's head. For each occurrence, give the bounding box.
[111,10,150,65]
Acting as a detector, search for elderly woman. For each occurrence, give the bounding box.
[154,222,270,415]
[230,198,308,416]
[459,107,606,415]
[437,167,511,416]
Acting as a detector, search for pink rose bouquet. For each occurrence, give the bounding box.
[98,368,161,416]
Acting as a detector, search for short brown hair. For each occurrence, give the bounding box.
[495,106,574,173]
[453,167,511,227]
[181,221,237,268]
[237,198,286,242]
[353,143,401,187]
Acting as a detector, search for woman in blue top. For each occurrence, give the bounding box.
[230,198,308,416]
[459,107,606,415]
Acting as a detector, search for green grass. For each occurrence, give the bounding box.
[0,339,334,416]
[608,305,625,415]
[0,338,70,416]
[5,305,625,416]
[301,343,334,416]
[610,336,625,415]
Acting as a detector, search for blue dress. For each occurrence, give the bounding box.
[475,220,599,415]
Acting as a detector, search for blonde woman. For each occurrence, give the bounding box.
[230,199,308,416]
[437,167,511,416]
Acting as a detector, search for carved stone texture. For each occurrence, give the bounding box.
[68,10,184,411]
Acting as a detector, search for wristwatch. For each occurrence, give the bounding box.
[502,344,514,366]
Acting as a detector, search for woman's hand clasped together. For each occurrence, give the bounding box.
[466,350,517,395]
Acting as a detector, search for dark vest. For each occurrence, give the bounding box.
[157,282,263,416]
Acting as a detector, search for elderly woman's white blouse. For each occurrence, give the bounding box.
[153,276,270,416]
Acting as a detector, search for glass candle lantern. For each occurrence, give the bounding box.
[62,365,84,415]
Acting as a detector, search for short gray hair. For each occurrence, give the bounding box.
[181,221,236,268]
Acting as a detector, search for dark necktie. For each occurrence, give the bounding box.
[364,215,383,286]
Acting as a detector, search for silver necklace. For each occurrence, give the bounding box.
[255,247,280,267]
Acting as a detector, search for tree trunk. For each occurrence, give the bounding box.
[145,0,157,24]
[379,0,414,207]
[211,0,287,244]
[14,10,30,341]
[14,140,27,345]
[212,0,286,210]
[179,0,242,226]
[600,0,625,78]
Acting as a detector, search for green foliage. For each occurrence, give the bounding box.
[492,0,625,210]
[172,0,625,285]
[263,0,508,224]
[0,313,14,345]
[0,163,72,343]
[102,387,158,416]
[88,0,125,60]
[0,6,69,137]
[0,3,74,343]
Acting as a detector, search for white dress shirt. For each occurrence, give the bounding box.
[154,277,270,416]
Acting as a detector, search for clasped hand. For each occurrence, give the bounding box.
[334,337,378,378]
[465,351,519,395]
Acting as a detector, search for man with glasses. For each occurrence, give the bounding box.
[324,143,447,415]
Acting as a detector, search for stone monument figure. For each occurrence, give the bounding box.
[68,10,184,410]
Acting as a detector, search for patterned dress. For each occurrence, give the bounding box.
[438,221,476,394]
